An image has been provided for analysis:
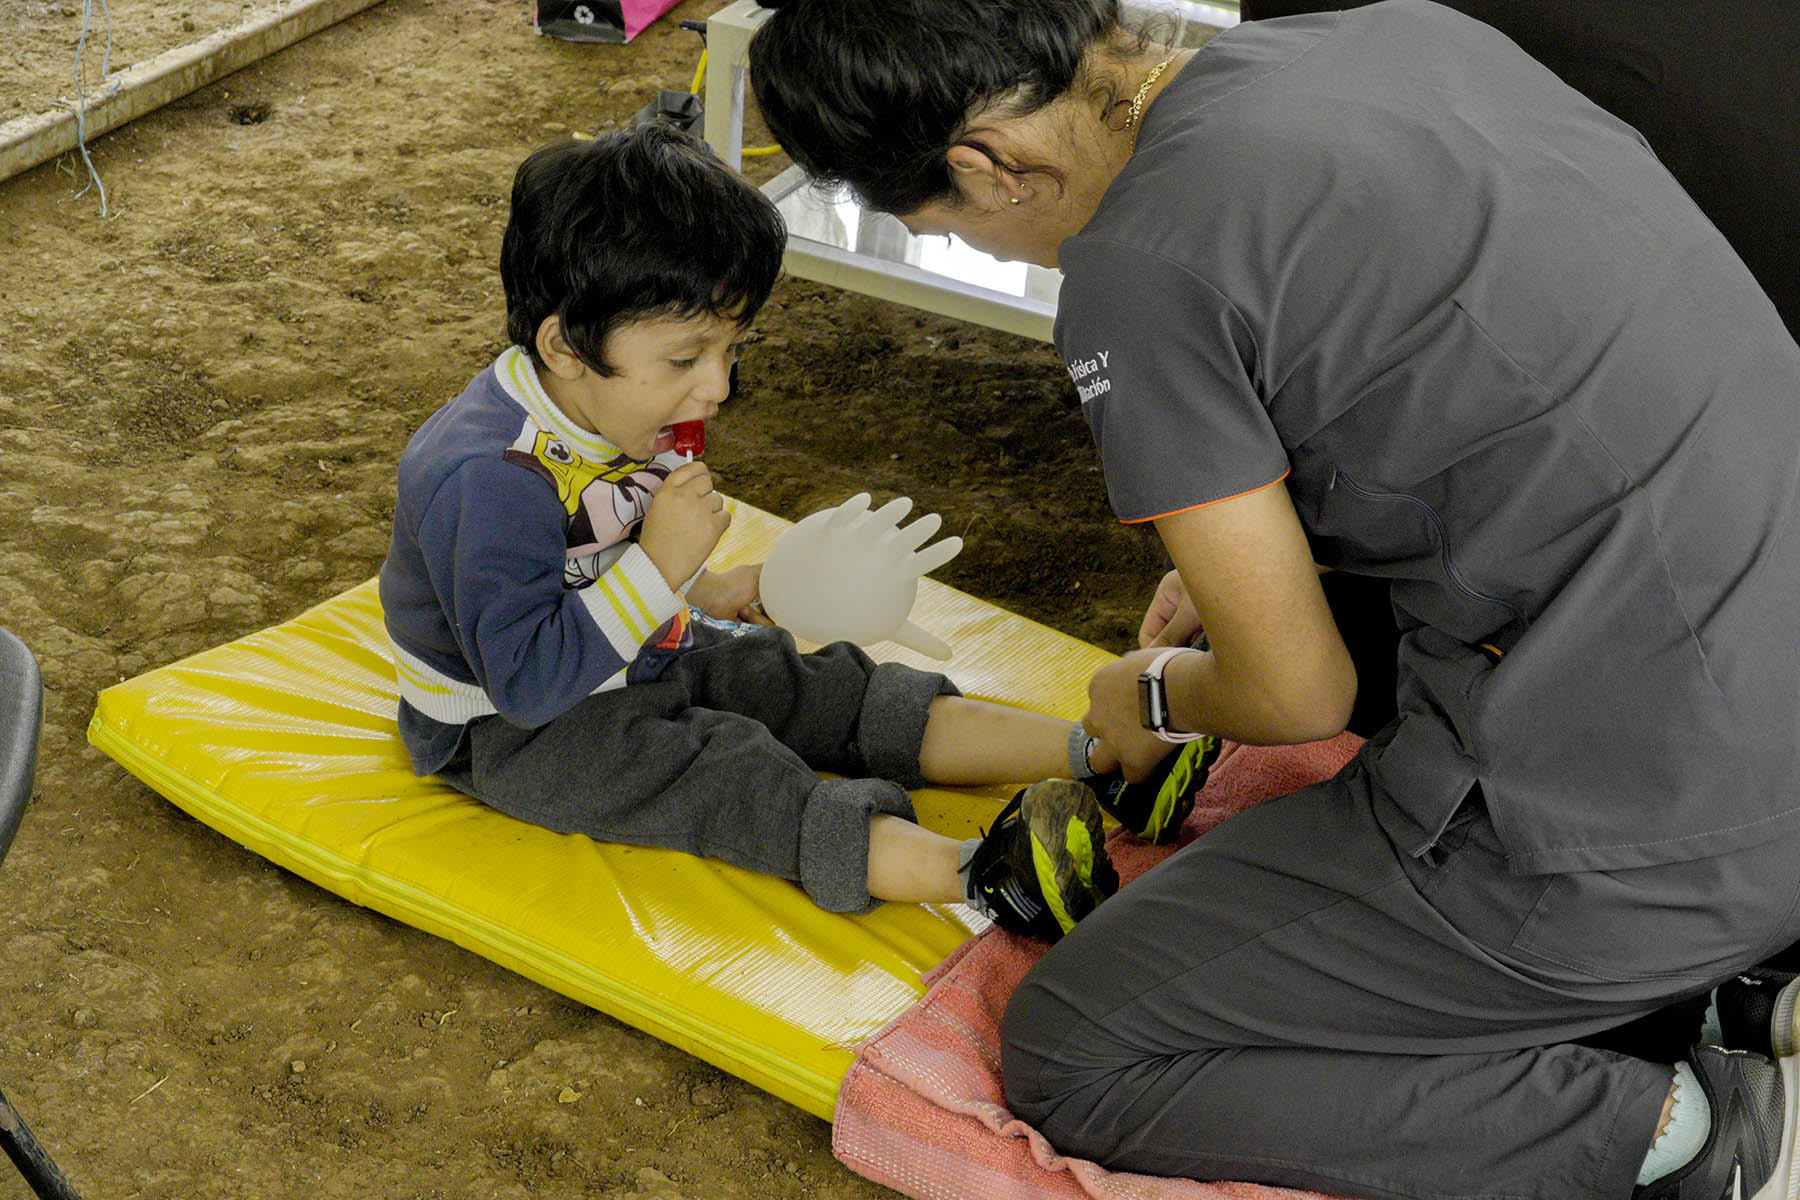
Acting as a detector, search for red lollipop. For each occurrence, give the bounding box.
[670,420,706,460]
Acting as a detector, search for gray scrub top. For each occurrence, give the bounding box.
[1056,0,1800,872]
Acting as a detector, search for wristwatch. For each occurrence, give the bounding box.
[1138,647,1204,744]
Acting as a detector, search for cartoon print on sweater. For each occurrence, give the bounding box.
[502,426,673,588]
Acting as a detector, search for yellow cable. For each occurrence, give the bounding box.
[689,48,784,160]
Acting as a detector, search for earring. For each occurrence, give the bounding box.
[1008,196,1021,206]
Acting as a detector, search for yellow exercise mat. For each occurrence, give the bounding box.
[87,496,1113,1120]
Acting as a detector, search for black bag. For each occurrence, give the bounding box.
[534,0,629,43]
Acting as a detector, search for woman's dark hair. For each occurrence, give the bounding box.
[500,123,786,372]
[749,0,1123,215]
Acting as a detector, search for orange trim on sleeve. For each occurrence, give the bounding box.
[1120,469,1292,525]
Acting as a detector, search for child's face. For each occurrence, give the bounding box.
[544,311,748,459]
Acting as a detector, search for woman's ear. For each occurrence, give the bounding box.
[535,314,585,379]
[945,143,997,183]
[945,144,1022,205]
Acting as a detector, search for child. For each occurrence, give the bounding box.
[376,125,1200,938]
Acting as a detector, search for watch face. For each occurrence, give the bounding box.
[1138,673,1160,730]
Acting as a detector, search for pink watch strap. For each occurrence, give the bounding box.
[1144,647,1204,743]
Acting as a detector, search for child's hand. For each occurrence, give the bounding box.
[687,564,771,624]
[640,462,730,589]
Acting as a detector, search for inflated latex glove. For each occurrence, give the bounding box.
[758,493,963,659]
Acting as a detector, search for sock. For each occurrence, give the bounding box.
[957,837,986,912]
[1636,1061,1711,1186]
[957,835,1043,923]
[1065,723,1098,780]
[1700,996,1724,1046]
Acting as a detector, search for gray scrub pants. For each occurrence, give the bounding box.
[438,622,956,913]
[1002,754,1800,1200]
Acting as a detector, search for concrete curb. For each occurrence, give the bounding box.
[0,0,388,187]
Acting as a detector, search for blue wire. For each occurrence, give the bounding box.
[69,0,119,216]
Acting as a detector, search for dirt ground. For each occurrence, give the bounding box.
[0,1,1171,1197]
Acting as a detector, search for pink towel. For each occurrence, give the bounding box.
[833,735,1365,1200]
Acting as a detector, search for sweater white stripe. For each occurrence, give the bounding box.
[495,347,626,461]
[390,639,629,725]
[390,641,500,724]
[578,543,683,659]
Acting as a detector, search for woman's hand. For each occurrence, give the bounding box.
[1141,486,1357,745]
[687,564,770,624]
[639,462,730,589]
[1081,647,1189,782]
[1138,569,1204,648]
[1082,482,1359,758]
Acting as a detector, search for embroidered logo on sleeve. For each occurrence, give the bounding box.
[1065,349,1114,404]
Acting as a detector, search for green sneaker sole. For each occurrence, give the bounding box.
[1022,780,1120,934]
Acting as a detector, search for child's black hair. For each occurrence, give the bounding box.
[501,123,786,373]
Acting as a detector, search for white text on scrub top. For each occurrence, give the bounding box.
[1066,350,1113,403]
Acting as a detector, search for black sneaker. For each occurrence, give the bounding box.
[1084,735,1221,844]
[1718,969,1800,1060]
[1635,1045,1798,1199]
[1760,940,1800,976]
[966,780,1119,941]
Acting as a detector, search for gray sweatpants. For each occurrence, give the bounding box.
[1002,754,1800,1200]
[437,622,957,913]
